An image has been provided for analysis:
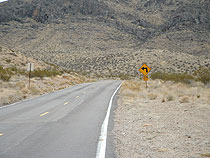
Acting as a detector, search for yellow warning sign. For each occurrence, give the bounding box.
[139,64,151,76]
[143,75,149,81]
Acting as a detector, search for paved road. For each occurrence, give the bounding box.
[0,80,121,158]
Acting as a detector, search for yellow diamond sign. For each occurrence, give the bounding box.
[139,64,151,76]
[143,75,149,81]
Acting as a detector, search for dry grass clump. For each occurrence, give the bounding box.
[1,94,22,106]
[161,95,175,102]
[147,93,157,100]
[16,81,26,89]
[121,89,138,98]
[30,86,40,95]
[162,94,175,102]
[21,88,29,95]
[161,97,166,102]
[121,81,142,98]
[179,96,190,103]
[201,153,210,157]
[122,81,141,92]
[167,95,175,101]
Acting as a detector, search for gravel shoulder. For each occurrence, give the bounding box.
[113,80,210,158]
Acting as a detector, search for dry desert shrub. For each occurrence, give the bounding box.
[122,81,141,92]
[16,81,26,89]
[0,65,12,82]
[194,67,210,84]
[120,81,142,98]
[162,97,166,102]
[147,93,157,100]
[179,96,190,103]
[1,94,22,105]
[161,94,175,102]
[120,89,138,98]
[30,86,40,95]
[59,80,72,86]
[21,88,29,94]
[200,153,210,157]
[166,95,175,101]
[42,88,50,94]
[58,87,65,90]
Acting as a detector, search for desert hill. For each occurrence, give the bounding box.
[0,0,210,76]
[0,45,92,106]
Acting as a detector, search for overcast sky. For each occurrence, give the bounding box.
[0,0,8,3]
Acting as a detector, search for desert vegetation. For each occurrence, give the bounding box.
[194,67,210,84]
[113,80,210,158]
[0,0,210,77]
[151,67,210,85]
[0,65,13,82]
[30,69,62,78]
[0,46,94,107]
[0,68,93,106]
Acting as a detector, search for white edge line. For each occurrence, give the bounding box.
[96,82,122,158]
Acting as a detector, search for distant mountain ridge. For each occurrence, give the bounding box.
[0,0,209,76]
[0,0,110,23]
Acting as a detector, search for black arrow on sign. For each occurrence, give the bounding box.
[141,67,148,72]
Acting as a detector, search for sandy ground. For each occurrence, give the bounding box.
[113,80,210,158]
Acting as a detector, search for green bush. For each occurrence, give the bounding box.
[31,69,61,78]
[151,72,194,84]
[0,65,12,82]
[193,67,210,84]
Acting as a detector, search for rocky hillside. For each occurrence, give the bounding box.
[0,0,209,76]
[0,45,93,106]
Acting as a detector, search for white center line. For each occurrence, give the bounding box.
[76,96,80,98]
[64,102,68,105]
[0,133,4,136]
[40,112,49,117]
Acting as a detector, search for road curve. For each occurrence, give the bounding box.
[0,80,121,158]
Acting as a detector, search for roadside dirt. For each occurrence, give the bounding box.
[113,80,210,158]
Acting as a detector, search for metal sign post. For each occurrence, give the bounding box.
[143,75,149,89]
[27,63,34,88]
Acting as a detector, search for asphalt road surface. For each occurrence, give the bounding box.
[0,80,121,158]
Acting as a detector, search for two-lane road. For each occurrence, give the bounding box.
[0,80,121,158]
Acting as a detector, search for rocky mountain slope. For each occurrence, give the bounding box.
[0,0,209,76]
